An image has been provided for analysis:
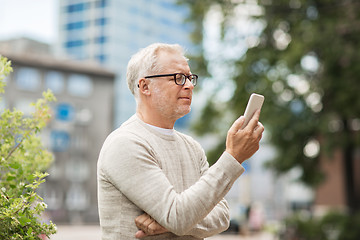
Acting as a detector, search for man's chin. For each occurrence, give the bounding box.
[175,106,191,120]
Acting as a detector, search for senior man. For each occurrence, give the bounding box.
[97,43,264,239]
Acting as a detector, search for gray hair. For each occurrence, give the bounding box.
[126,43,186,101]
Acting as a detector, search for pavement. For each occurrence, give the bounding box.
[50,225,275,240]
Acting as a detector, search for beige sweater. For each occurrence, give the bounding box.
[97,115,244,240]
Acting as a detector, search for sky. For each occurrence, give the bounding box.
[0,0,58,44]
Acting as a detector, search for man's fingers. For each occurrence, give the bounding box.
[246,110,261,130]
[229,116,245,134]
[135,213,168,237]
[255,122,264,141]
[135,230,147,239]
[135,213,149,227]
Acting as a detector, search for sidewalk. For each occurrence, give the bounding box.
[51,225,275,240]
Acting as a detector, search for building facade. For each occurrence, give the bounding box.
[0,43,115,223]
[56,0,195,127]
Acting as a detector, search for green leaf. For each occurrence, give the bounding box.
[27,227,33,235]
[10,162,21,169]
[19,216,31,226]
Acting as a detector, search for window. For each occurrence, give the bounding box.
[65,40,85,48]
[65,183,89,211]
[56,103,75,122]
[16,67,41,91]
[95,18,107,26]
[66,21,88,30]
[95,0,107,8]
[68,74,93,97]
[42,184,63,210]
[15,99,34,116]
[95,36,107,44]
[45,71,64,94]
[96,54,106,63]
[51,130,70,152]
[66,3,90,13]
[65,159,89,182]
[76,108,93,125]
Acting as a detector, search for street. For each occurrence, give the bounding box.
[50,225,275,240]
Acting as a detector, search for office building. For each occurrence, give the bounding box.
[0,39,115,223]
[56,0,195,127]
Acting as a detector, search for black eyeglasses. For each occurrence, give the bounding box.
[144,73,198,87]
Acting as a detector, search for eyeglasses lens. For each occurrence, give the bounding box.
[175,74,197,86]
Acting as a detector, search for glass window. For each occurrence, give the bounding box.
[51,130,70,152]
[96,54,106,63]
[76,108,93,125]
[66,3,90,13]
[55,103,75,122]
[95,36,107,44]
[95,18,107,26]
[16,67,41,91]
[65,40,85,48]
[66,21,88,30]
[65,183,89,210]
[45,71,64,94]
[42,184,63,210]
[68,74,93,97]
[65,159,89,182]
[15,99,33,116]
[95,0,107,8]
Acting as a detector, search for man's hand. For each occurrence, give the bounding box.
[135,213,168,238]
[226,110,264,164]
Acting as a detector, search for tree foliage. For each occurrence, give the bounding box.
[0,56,57,239]
[179,0,360,209]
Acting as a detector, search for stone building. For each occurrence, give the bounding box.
[1,39,115,223]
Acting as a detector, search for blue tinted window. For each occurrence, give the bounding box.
[45,71,64,94]
[95,18,107,25]
[66,21,88,30]
[56,103,75,122]
[68,74,93,97]
[95,0,107,8]
[95,36,107,44]
[96,55,106,63]
[51,130,70,152]
[67,3,90,13]
[65,40,85,48]
[16,67,41,91]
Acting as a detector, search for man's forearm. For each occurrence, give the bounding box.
[185,199,230,238]
[135,199,229,238]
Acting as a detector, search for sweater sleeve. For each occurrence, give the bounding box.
[185,148,233,238]
[100,133,244,236]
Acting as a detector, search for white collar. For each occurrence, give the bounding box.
[146,123,175,136]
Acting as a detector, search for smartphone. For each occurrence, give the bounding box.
[241,93,265,129]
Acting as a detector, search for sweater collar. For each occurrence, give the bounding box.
[133,114,177,141]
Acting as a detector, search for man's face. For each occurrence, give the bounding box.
[149,50,194,122]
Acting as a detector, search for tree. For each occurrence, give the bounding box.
[0,56,57,239]
[179,0,360,211]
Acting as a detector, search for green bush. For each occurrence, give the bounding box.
[0,56,57,239]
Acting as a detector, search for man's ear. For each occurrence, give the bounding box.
[138,78,151,96]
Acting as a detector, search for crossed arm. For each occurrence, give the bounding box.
[134,198,231,238]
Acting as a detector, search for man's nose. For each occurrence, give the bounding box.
[183,77,195,89]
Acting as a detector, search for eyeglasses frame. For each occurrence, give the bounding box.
[143,73,198,87]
